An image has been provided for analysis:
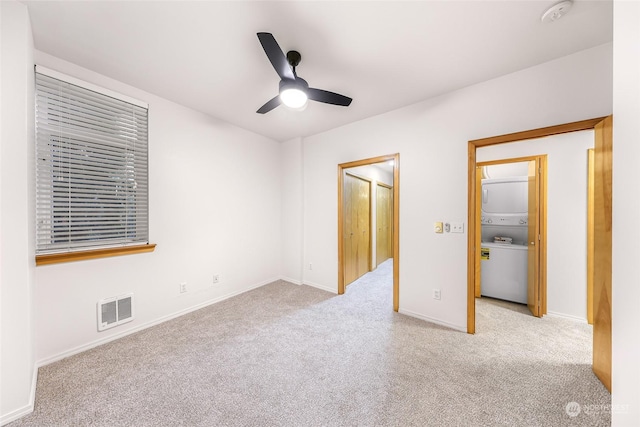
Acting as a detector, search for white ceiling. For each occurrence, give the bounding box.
[23,0,613,142]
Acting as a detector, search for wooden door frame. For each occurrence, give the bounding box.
[587,148,595,325]
[592,116,613,392]
[475,156,547,317]
[467,117,607,334]
[339,153,400,311]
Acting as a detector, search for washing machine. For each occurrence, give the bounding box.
[480,242,528,304]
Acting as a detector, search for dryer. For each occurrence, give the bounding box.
[481,177,528,217]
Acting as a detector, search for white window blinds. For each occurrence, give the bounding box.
[35,69,149,255]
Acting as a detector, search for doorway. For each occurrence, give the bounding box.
[475,156,547,318]
[338,154,400,311]
[466,116,612,392]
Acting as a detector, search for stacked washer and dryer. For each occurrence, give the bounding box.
[480,177,529,304]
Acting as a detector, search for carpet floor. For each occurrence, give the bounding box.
[10,259,610,426]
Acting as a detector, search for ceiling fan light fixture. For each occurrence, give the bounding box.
[280,87,308,109]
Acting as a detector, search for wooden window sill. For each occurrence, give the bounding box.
[36,244,157,266]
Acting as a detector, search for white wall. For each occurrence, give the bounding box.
[477,131,594,321]
[612,0,640,424]
[0,1,36,424]
[32,52,283,365]
[296,43,612,331]
[280,137,303,284]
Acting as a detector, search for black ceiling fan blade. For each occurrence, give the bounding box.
[307,88,352,107]
[257,32,295,81]
[257,95,281,114]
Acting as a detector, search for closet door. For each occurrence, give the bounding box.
[343,174,357,285]
[344,173,371,285]
[376,183,392,266]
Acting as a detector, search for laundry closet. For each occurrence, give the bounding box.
[480,162,529,304]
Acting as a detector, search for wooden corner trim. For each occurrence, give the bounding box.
[35,244,157,266]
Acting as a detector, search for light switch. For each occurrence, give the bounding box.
[434,222,443,233]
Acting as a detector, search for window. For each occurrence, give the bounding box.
[35,67,150,260]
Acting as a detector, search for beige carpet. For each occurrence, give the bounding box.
[10,259,610,426]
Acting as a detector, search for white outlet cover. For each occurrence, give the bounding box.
[451,222,464,233]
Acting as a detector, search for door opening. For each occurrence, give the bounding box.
[338,154,400,311]
[475,157,547,318]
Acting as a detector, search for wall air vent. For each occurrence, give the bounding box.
[97,294,134,331]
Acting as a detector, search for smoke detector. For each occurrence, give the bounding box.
[541,0,573,23]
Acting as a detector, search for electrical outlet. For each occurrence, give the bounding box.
[179,282,187,293]
[434,222,443,233]
[212,275,220,284]
[451,222,464,233]
[433,289,441,300]
[444,223,451,233]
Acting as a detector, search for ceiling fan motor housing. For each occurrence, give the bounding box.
[286,50,302,67]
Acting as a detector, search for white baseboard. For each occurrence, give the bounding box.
[0,366,38,426]
[36,277,279,368]
[279,276,302,285]
[547,311,588,323]
[398,308,467,333]
[302,280,338,294]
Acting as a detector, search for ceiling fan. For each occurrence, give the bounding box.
[256,32,352,114]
